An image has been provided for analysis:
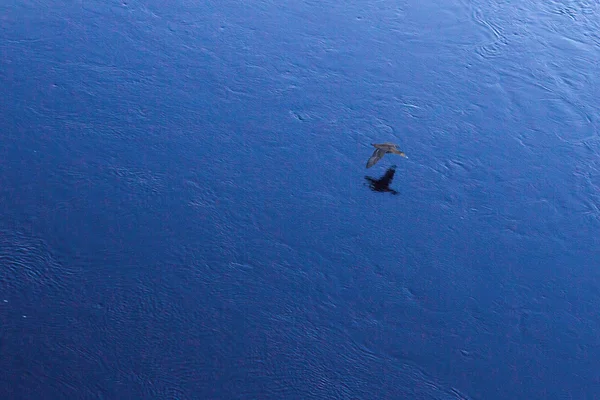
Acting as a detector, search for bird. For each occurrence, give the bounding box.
[366,143,407,168]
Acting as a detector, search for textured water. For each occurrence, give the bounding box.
[2,0,600,398]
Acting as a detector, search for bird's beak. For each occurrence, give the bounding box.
[401,153,407,158]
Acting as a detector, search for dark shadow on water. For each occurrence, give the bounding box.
[365,165,398,195]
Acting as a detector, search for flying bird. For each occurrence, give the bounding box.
[366,142,407,168]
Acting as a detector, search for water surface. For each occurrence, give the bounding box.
[1,0,600,398]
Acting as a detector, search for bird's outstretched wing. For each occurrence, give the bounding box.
[366,149,385,168]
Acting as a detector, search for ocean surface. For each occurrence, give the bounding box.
[2,0,600,398]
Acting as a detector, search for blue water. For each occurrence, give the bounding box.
[2,0,600,398]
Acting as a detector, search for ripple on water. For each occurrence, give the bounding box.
[0,230,76,297]
[469,6,509,60]
[105,165,166,195]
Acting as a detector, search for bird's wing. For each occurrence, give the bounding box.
[366,149,385,168]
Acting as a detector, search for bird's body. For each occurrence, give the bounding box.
[366,142,406,168]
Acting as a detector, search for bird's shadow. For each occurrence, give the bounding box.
[364,165,399,195]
